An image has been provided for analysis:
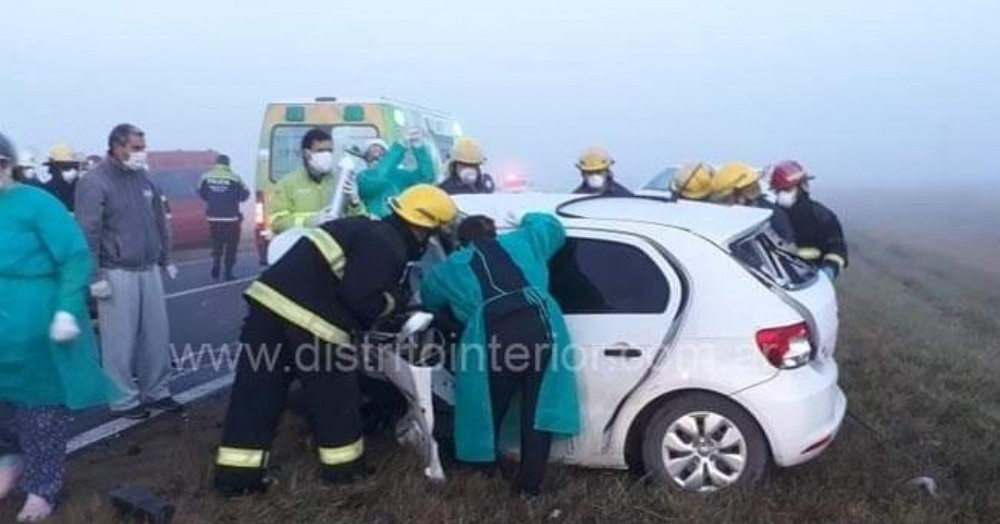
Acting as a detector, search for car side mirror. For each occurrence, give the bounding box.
[399,311,435,339]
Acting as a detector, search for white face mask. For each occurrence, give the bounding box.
[36,170,53,184]
[23,167,36,180]
[124,151,148,171]
[0,167,13,190]
[459,167,479,184]
[586,174,607,190]
[308,151,335,174]
[62,168,79,182]
[775,189,799,208]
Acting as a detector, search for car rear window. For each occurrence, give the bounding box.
[731,229,816,289]
[549,238,669,314]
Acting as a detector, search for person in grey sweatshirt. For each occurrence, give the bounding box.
[74,123,181,419]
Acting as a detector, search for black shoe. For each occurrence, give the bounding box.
[224,272,236,282]
[211,264,220,280]
[147,397,184,413]
[116,407,151,420]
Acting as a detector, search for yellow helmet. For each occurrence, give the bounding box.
[388,184,459,229]
[450,138,485,165]
[48,143,76,163]
[712,162,761,199]
[672,162,715,200]
[576,146,614,172]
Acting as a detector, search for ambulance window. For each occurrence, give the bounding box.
[269,125,379,182]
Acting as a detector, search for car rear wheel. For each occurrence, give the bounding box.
[641,392,770,492]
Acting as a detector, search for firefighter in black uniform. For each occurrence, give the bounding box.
[198,154,250,281]
[213,184,458,495]
[769,160,848,280]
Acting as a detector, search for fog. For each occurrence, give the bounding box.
[3,0,997,191]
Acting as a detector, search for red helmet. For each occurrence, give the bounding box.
[769,160,812,190]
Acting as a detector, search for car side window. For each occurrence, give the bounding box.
[549,238,669,314]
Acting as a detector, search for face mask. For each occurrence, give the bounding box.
[36,170,53,184]
[124,151,148,171]
[586,174,607,191]
[23,167,36,180]
[0,167,13,190]
[775,189,798,208]
[308,151,335,174]
[62,168,79,182]
[459,167,479,185]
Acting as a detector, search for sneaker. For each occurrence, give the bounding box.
[211,264,221,280]
[147,397,184,413]
[17,493,54,522]
[115,406,151,420]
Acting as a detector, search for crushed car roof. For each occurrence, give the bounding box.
[453,193,772,245]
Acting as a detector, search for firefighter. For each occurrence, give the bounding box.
[572,147,632,196]
[214,184,458,496]
[671,162,715,201]
[198,154,250,281]
[769,160,847,279]
[36,143,82,212]
[267,128,365,234]
[419,213,580,496]
[439,138,495,195]
[712,162,795,245]
[358,128,436,218]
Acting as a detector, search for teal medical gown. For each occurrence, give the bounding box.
[420,212,581,462]
[0,184,113,409]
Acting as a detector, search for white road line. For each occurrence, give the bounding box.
[164,276,255,300]
[67,373,235,454]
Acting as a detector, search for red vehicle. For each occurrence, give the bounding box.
[147,150,219,249]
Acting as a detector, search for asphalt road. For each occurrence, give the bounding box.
[66,251,264,446]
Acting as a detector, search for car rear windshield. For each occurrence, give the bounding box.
[730,228,817,289]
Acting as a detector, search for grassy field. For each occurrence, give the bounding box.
[3,193,998,523]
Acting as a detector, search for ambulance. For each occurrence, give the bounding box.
[252,97,465,261]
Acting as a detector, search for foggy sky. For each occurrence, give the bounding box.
[3,0,997,191]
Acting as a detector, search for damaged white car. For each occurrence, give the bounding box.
[365,193,846,492]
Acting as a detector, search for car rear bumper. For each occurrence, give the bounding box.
[732,358,847,468]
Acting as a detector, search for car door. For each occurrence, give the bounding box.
[549,229,684,457]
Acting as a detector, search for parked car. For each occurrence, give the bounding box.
[148,150,219,249]
[375,193,846,492]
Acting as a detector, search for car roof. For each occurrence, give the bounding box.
[452,193,772,246]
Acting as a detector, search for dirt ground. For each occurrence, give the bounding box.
[3,191,998,524]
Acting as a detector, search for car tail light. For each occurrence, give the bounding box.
[254,191,266,228]
[755,322,813,369]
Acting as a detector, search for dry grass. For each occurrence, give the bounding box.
[3,212,998,523]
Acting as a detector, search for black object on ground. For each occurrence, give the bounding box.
[109,486,176,524]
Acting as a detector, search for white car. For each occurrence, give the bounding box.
[375,193,846,492]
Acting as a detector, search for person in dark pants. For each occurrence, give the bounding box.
[198,155,250,281]
[420,213,580,496]
[213,185,457,496]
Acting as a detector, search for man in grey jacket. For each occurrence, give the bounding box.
[75,123,181,419]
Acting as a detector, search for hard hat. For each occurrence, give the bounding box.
[576,146,614,173]
[0,133,15,163]
[450,138,485,165]
[388,184,459,229]
[769,160,812,190]
[671,162,715,200]
[17,149,36,168]
[47,143,76,163]
[712,162,761,199]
